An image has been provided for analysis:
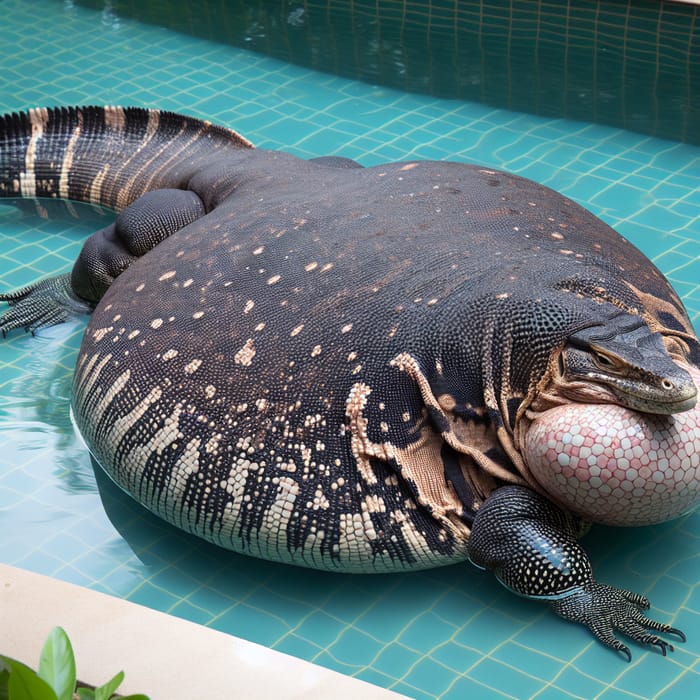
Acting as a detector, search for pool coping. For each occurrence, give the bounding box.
[0,564,408,699]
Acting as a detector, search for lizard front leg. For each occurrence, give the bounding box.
[467,484,685,661]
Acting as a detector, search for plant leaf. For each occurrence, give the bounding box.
[94,670,124,700]
[75,688,95,700]
[119,695,151,700]
[0,667,10,700]
[0,656,58,700]
[38,627,76,700]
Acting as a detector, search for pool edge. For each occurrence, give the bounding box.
[0,564,408,699]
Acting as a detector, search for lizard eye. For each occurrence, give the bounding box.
[592,350,620,372]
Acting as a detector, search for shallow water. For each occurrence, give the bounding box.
[1,1,699,698]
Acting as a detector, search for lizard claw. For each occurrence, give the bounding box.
[0,273,93,336]
[550,581,686,661]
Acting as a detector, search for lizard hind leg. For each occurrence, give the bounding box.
[0,188,205,336]
[0,274,92,336]
[71,188,206,302]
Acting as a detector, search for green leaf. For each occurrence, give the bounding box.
[38,627,76,700]
[0,656,58,700]
[94,670,124,700]
[119,695,151,700]
[0,667,10,700]
[75,688,95,700]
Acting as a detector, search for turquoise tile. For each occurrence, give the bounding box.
[430,583,482,618]
[647,577,697,613]
[187,586,238,616]
[310,650,359,676]
[0,536,33,564]
[618,224,676,260]
[41,532,91,562]
[14,550,66,577]
[215,603,291,647]
[534,687,586,700]
[513,612,581,661]
[53,565,97,588]
[442,672,515,700]
[273,633,323,659]
[492,642,564,682]
[99,564,145,598]
[613,655,691,697]
[591,183,647,213]
[390,682,436,700]
[633,204,694,233]
[322,582,389,622]
[71,550,131,579]
[348,668,397,693]
[329,627,385,667]
[402,657,455,696]
[1,2,699,700]
[597,689,650,700]
[149,569,203,600]
[129,581,182,611]
[553,665,610,698]
[245,589,314,627]
[669,558,700,585]
[660,668,700,697]
[205,559,272,591]
[454,609,524,652]
[400,612,458,654]
[295,610,345,649]
[372,644,422,679]
[470,657,548,698]
[167,599,214,626]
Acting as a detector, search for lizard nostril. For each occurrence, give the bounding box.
[662,379,673,391]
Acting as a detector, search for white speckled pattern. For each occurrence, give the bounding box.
[524,363,700,526]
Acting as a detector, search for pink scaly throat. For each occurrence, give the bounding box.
[524,363,700,526]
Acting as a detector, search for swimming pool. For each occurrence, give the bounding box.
[1,1,699,698]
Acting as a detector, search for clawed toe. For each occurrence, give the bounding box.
[551,582,685,661]
[0,274,92,336]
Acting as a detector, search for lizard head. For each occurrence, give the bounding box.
[561,313,697,415]
[520,309,700,526]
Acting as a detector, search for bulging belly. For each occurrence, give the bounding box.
[523,363,700,526]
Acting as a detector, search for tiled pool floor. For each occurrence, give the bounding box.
[1,1,700,698]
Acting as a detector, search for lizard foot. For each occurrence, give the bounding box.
[550,581,686,661]
[0,273,93,336]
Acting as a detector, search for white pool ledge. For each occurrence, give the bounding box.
[0,564,407,699]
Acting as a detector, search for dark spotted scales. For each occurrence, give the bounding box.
[1,106,697,659]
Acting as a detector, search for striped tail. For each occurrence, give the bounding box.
[0,105,253,212]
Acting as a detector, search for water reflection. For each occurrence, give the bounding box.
[89,451,504,654]
[69,0,700,144]
[0,200,112,496]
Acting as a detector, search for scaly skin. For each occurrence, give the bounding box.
[524,363,700,526]
[1,105,698,659]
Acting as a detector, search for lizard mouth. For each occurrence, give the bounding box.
[556,345,698,415]
[521,362,700,527]
[607,384,697,415]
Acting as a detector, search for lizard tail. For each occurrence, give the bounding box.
[0,105,253,212]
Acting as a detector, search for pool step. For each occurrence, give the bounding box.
[0,564,408,700]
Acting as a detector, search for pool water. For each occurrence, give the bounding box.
[1,1,700,698]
